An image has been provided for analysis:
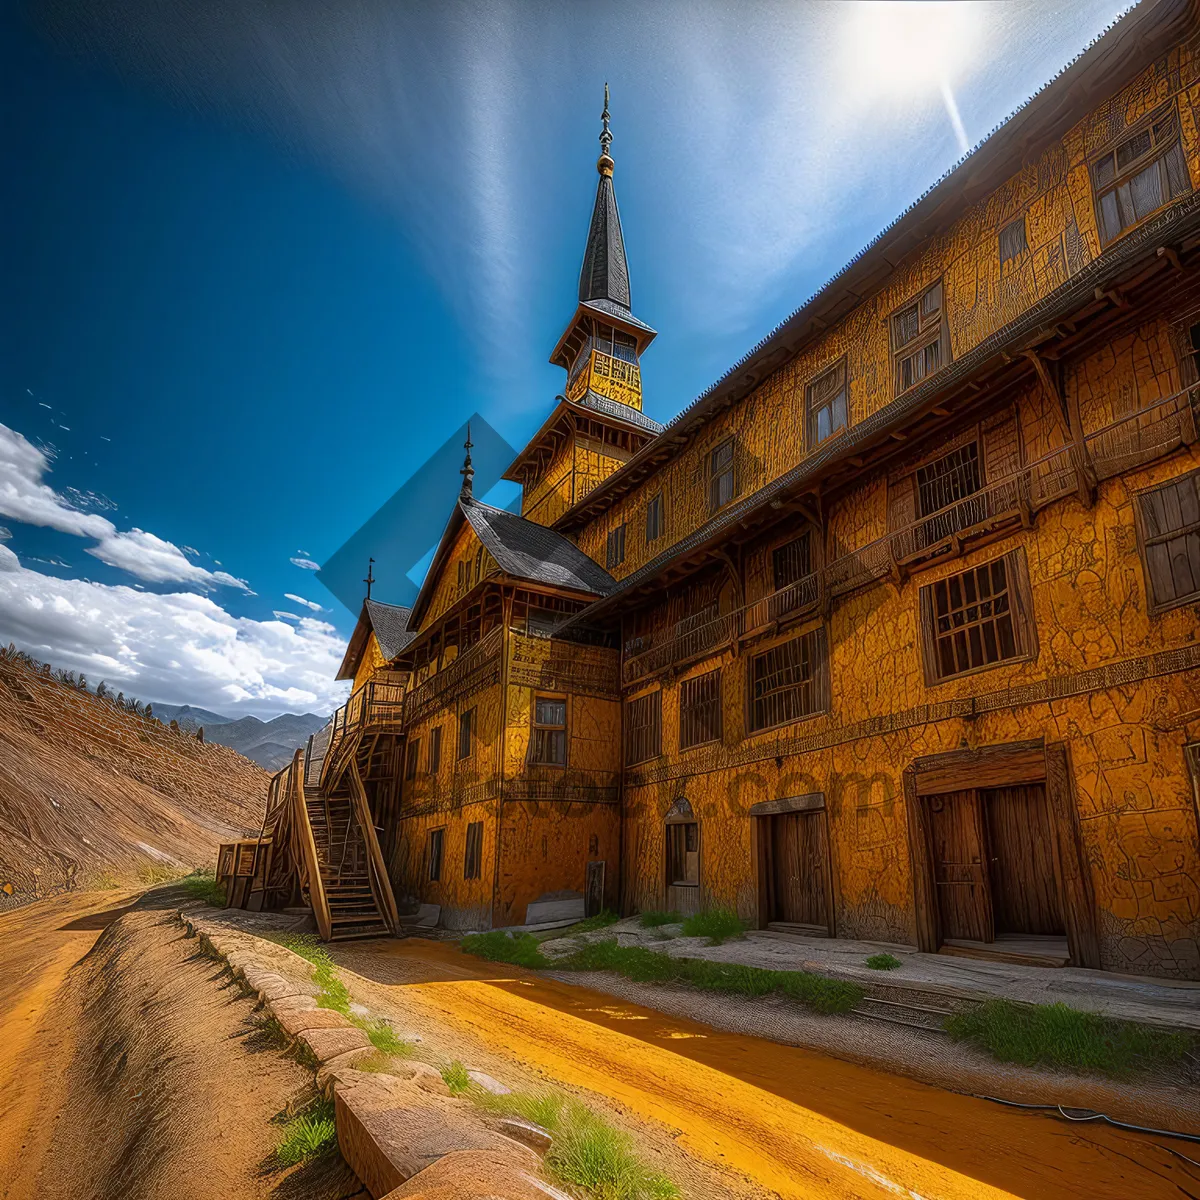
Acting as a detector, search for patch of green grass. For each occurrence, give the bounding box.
[469,1090,679,1199]
[679,906,746,945]
[568,909,621,934]
[137,863,183,886]
[360,1018,411,1057]
[866,953,902,971]
[947,999,1195,1077]
[558,940,862,1014]
[179,869,226,907]
[275,1098,338,1166]
[460,930,550,969]
[638,910,682,928]
[441,1060,472,1095]
[263,933,350,1014]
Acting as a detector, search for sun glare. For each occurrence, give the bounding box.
[849,1,981,97]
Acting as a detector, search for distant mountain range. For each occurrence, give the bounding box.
[152,704,329,772]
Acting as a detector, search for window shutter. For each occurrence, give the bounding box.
[981,410,1021,482]
[888,474,918,533]
[1005,548,1039,659]
[917,584,940,686]
[812,626,831,713]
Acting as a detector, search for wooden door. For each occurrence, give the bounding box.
[982,785,1064,936]
[768,812,829,930]
[926,790,993,942]
[585,861,606,917]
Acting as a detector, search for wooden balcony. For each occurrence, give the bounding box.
[403,625,503,726]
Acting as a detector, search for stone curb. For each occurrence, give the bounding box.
[177,910,566,1199]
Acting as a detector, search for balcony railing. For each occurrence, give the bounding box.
[403,625,503,725]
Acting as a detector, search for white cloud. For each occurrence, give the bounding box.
[291,557,321,571]
[0,545,349,717]
[285,592,324,611]
[88,529,252,591]
[273,610,300,621]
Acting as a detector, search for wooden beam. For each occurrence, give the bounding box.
[1023,348,1095,506]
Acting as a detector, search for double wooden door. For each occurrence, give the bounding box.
[763,810,830,932]
[926,784,1065,943]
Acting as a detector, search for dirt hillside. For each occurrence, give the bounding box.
[0,650,269,908]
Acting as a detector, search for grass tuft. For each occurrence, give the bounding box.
[263,933,350,1014]
[137,863,183,886]
[275,1098,338,1166]
[361,1018,411,1057]
[638,910,683,929]
[470,1089,679,1199]
[680,907,746,945]
[179,869,226,907]
[460,930,550,969]
[946,998,1195,1077]
[568,909,621,934]
[866,953,902,971]
[441,1060,472,1095]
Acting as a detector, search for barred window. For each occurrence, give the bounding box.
[914,441,985,546]
[606,523,626,569]
[463,821,483,880]
[919,550,1035,682]
[667,822,699,886]
[625,690,662,765]
[530,696,567,766]
[806,360,848,447]
[772,533,812,591]
[457,707,475,759]
[708,439,736,513]
[998,216,1027,265]
[405,737,420,780]
[427,828,444,882]
[680,669,721,749]
[749,628,827,732]
[1092,110,1190,246]
[892,281,947,395]
[1138,470,1200,609]
[646,493,664,543]
[428,726,442,775]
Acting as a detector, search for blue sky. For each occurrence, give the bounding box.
[1,0,1130,717]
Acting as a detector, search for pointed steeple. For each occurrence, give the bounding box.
[578,83,632,313]
[459,423,474,499]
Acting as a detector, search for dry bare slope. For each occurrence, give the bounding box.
[0,650,268,909]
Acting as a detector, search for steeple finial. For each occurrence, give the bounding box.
[598,83,614,177]
[363,556,375,600]
[460,422,474,498]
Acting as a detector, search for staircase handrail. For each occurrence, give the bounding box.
[291,748,332,940]
[346,755,400,934]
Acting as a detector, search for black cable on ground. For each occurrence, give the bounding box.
[973,1094,1200,1145]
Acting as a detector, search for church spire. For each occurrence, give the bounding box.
[578,84,631,313]
[459,423,474,499]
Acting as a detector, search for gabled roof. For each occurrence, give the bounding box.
[408,493,617,628]
[555,0,1194,532]
[334,599,415,681]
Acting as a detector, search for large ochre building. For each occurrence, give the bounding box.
[318,6,1200,979]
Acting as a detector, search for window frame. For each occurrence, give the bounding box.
[746,627,829,734]
[665,820,700,888]
[646,493,664,544]
[529,694,568,767]
[805,357,848,449]
[428,726,442,775]
[463,820,484,880]
[890,280,949,397]
[707,438,737,514]
[404,737,421,781]
[771,532,813,592]
[1134,468,1200,613]
[917,549,1037,686]
[1089,106,1191,248]
[606,522,627,569]
[625,689,662,766]
[427,827,445,882]
[998,215,1028,268]
[457,706,476,759]
[679,668,722,750]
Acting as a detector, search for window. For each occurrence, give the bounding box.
[1138,470,1200,609]
[1091,110,1190,246]
[708,439,736,512]
[646,493,664,543]
[772,533,813,591]
[919,551,1035,682]
[427,828,445,882]
[457,707,475,759]
[749,628,827,732]
[606,523,626,569]
[404,737,421,781]
[998,216,1027,265]
[806,360,848,447]
[891,281,947,395]
[530,696,567,765]
[680,669,722,749]
[428,726,442,775]
[463,821,483,880]
[667,822,700,886]
[625,690,662,765]
[915,442,984,545]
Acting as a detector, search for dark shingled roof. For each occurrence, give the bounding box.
[334,599,415,681]
[461,498,616,596]
[579,172,631,310]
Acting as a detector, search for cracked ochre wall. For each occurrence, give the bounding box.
[622,327,1200,979]
[352,633,387,693]
[574,37,1200,582]
[523,427,633,528]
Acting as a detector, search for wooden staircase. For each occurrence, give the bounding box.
[303,783,391,940]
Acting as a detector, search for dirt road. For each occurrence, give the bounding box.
[0,891,359,1200]
[327,937,1200,1200]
